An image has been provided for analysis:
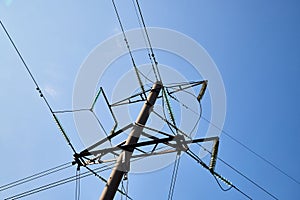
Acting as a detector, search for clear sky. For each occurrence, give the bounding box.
[1,0,300,200]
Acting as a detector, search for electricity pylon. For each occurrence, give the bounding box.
[73,79,226,200]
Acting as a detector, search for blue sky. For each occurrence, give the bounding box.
[1,0,300,199]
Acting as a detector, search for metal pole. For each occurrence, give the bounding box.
[100,81,162,200]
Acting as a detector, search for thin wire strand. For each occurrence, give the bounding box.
[154,109,278,199]
[167,153,181,200]
[121,180,125,200]
[77,169,81,200]
[85,165,134,200]
[131,0,159,81]
[53,108,90,114]
[111,0,146,98]
[91,111,109,138]
[218,155,278,199]
[120,175,129,200]
[1,20,77,154]
[6,141,178,199]
[0,20,53,112]
[0,162,72,192]
[197,143,279,200]
[75,169,79,200]
[169,86,300,187]
[134,0,162,81]
[186,150,252,200]
[200,115,300,186]
[138,68,155,84]
[126,177,129,200]
[162,80,300,187]
[166,88,202,137]
[52,104,114,150]
[74,166,81,200]
[4,163,117,200]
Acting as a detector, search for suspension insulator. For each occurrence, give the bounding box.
[197,80,208,102]
[53,114,71,144]
[214,172,232,186]
[209,138,219,172]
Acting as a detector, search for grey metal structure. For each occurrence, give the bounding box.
[73,79,224,200]
[100,81,162,200]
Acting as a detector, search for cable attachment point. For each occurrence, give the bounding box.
[123,172,128,181]
[174,134,188,152]
[72,153,85,169]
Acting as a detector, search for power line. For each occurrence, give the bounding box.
[85,165,134,200]
[200,115,300,186]
[121,174,129,200]
[166,88,202,137]
[0,20,77,154]
[4,163,116,200]
[133,0,162,81]
[161,83,300,187]
[130,0,159,82]
[125,176,129,200]
[0,20,52,112]
[167,152,181,200]
[75,168,81,200]
[0,162,72,192]
[198,143,279,200]
[53,108,90,114]
[218,155,279,199]
[3,160,133,199]
[153,109,278,199]
[152,109,252,198]
[111,0,146,98]
[186,149,253,200]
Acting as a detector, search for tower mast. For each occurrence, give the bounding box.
[100,81,162,200]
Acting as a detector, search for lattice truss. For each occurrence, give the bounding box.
[71,80,231,188]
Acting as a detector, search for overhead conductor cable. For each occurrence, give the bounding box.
[111,0,146,98]
[1,20,77,154]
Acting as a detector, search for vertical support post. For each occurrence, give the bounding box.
[100,81,162,200]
